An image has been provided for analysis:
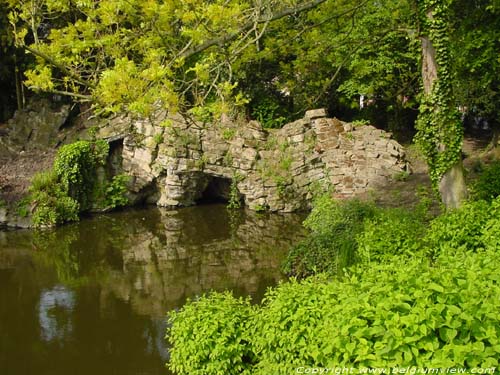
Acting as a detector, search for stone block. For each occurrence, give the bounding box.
[305,108,327,120]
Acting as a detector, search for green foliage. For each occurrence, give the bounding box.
[357,208,426,264]
[169,247,500,371]
[25,139,129,227]
[471,160,500,201]
[283,196,377,278]
[251,97,290,129]
[222,127,236,141]
[415,0,464,188]
[153,133,164,145]
[104,174,129,209]
[451,0,500,128]
[482,196,500,251]
[303,195,376,236]
[54,140,109,210]
[423,199,491,254]
[168,194,500,372]
[227,174,243,209]
[392,170,410,181]
[29,170,80,227]
[167,292,255,375]
[15,196,31,217]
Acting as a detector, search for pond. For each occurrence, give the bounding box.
[0,204,305,375]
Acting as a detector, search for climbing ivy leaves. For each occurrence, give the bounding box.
[415,0,464,189]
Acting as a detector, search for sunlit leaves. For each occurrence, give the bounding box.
[25,64,54,91]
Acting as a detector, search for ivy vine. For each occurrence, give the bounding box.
[54,139,109,210]
[415,0,463,188]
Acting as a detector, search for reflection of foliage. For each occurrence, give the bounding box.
[32,228,81,285]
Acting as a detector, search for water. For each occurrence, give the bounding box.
[0,204,305,375]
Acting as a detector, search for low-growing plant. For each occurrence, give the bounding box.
[25,139,123,227]
[153,133,164,145]
[16,196,31,218]
[167,197,500,373]
[251,98,289,129]
[222,127,236,141]
[423,199,491,255]
[392,170,410,181]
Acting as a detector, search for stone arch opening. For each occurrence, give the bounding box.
[195,175,243,205]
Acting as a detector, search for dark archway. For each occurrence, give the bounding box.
[196,176,243,205]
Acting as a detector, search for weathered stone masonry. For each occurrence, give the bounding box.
[98,108,409,212]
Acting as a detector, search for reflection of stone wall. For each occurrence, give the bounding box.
[98,109,409,212]
[99,207,305,317]
[1,206,305,318]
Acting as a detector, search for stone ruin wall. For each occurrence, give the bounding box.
[98,108,410,212]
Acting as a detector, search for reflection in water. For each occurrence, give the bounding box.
[0,204,305,375]
[39,286,75,342]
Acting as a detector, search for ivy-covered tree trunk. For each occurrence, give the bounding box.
[416,0,467,209]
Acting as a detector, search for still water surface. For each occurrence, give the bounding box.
[0,204,305,375]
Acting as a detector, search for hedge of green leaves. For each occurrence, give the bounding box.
[167,196,500,373]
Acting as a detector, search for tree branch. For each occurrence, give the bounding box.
[24,45,96,89]
[180,0,329,59]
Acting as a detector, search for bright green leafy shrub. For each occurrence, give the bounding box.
[169,247,500,372]
[29,171,80,227]
[251,249,500,370]
[26,139,128,227]
[423,200,490,254]
[357,208,426,264]
[482,197,500,251]
[168,197,500,372]
[283,196,377,277]
[167,292,255,375]
[471,160,500,201]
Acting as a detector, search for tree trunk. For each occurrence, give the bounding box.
[420,27,468,209]
[14,52,24,110]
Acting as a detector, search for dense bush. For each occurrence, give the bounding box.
[423,200,491,254]
[283,197,376,277]
[357,208,427,264]
[167,197,500,372]
[167,292,255,375]
[104,174,130,209]
[27,139,129,227]
[29,171,80,227]
[168,248,500,372]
